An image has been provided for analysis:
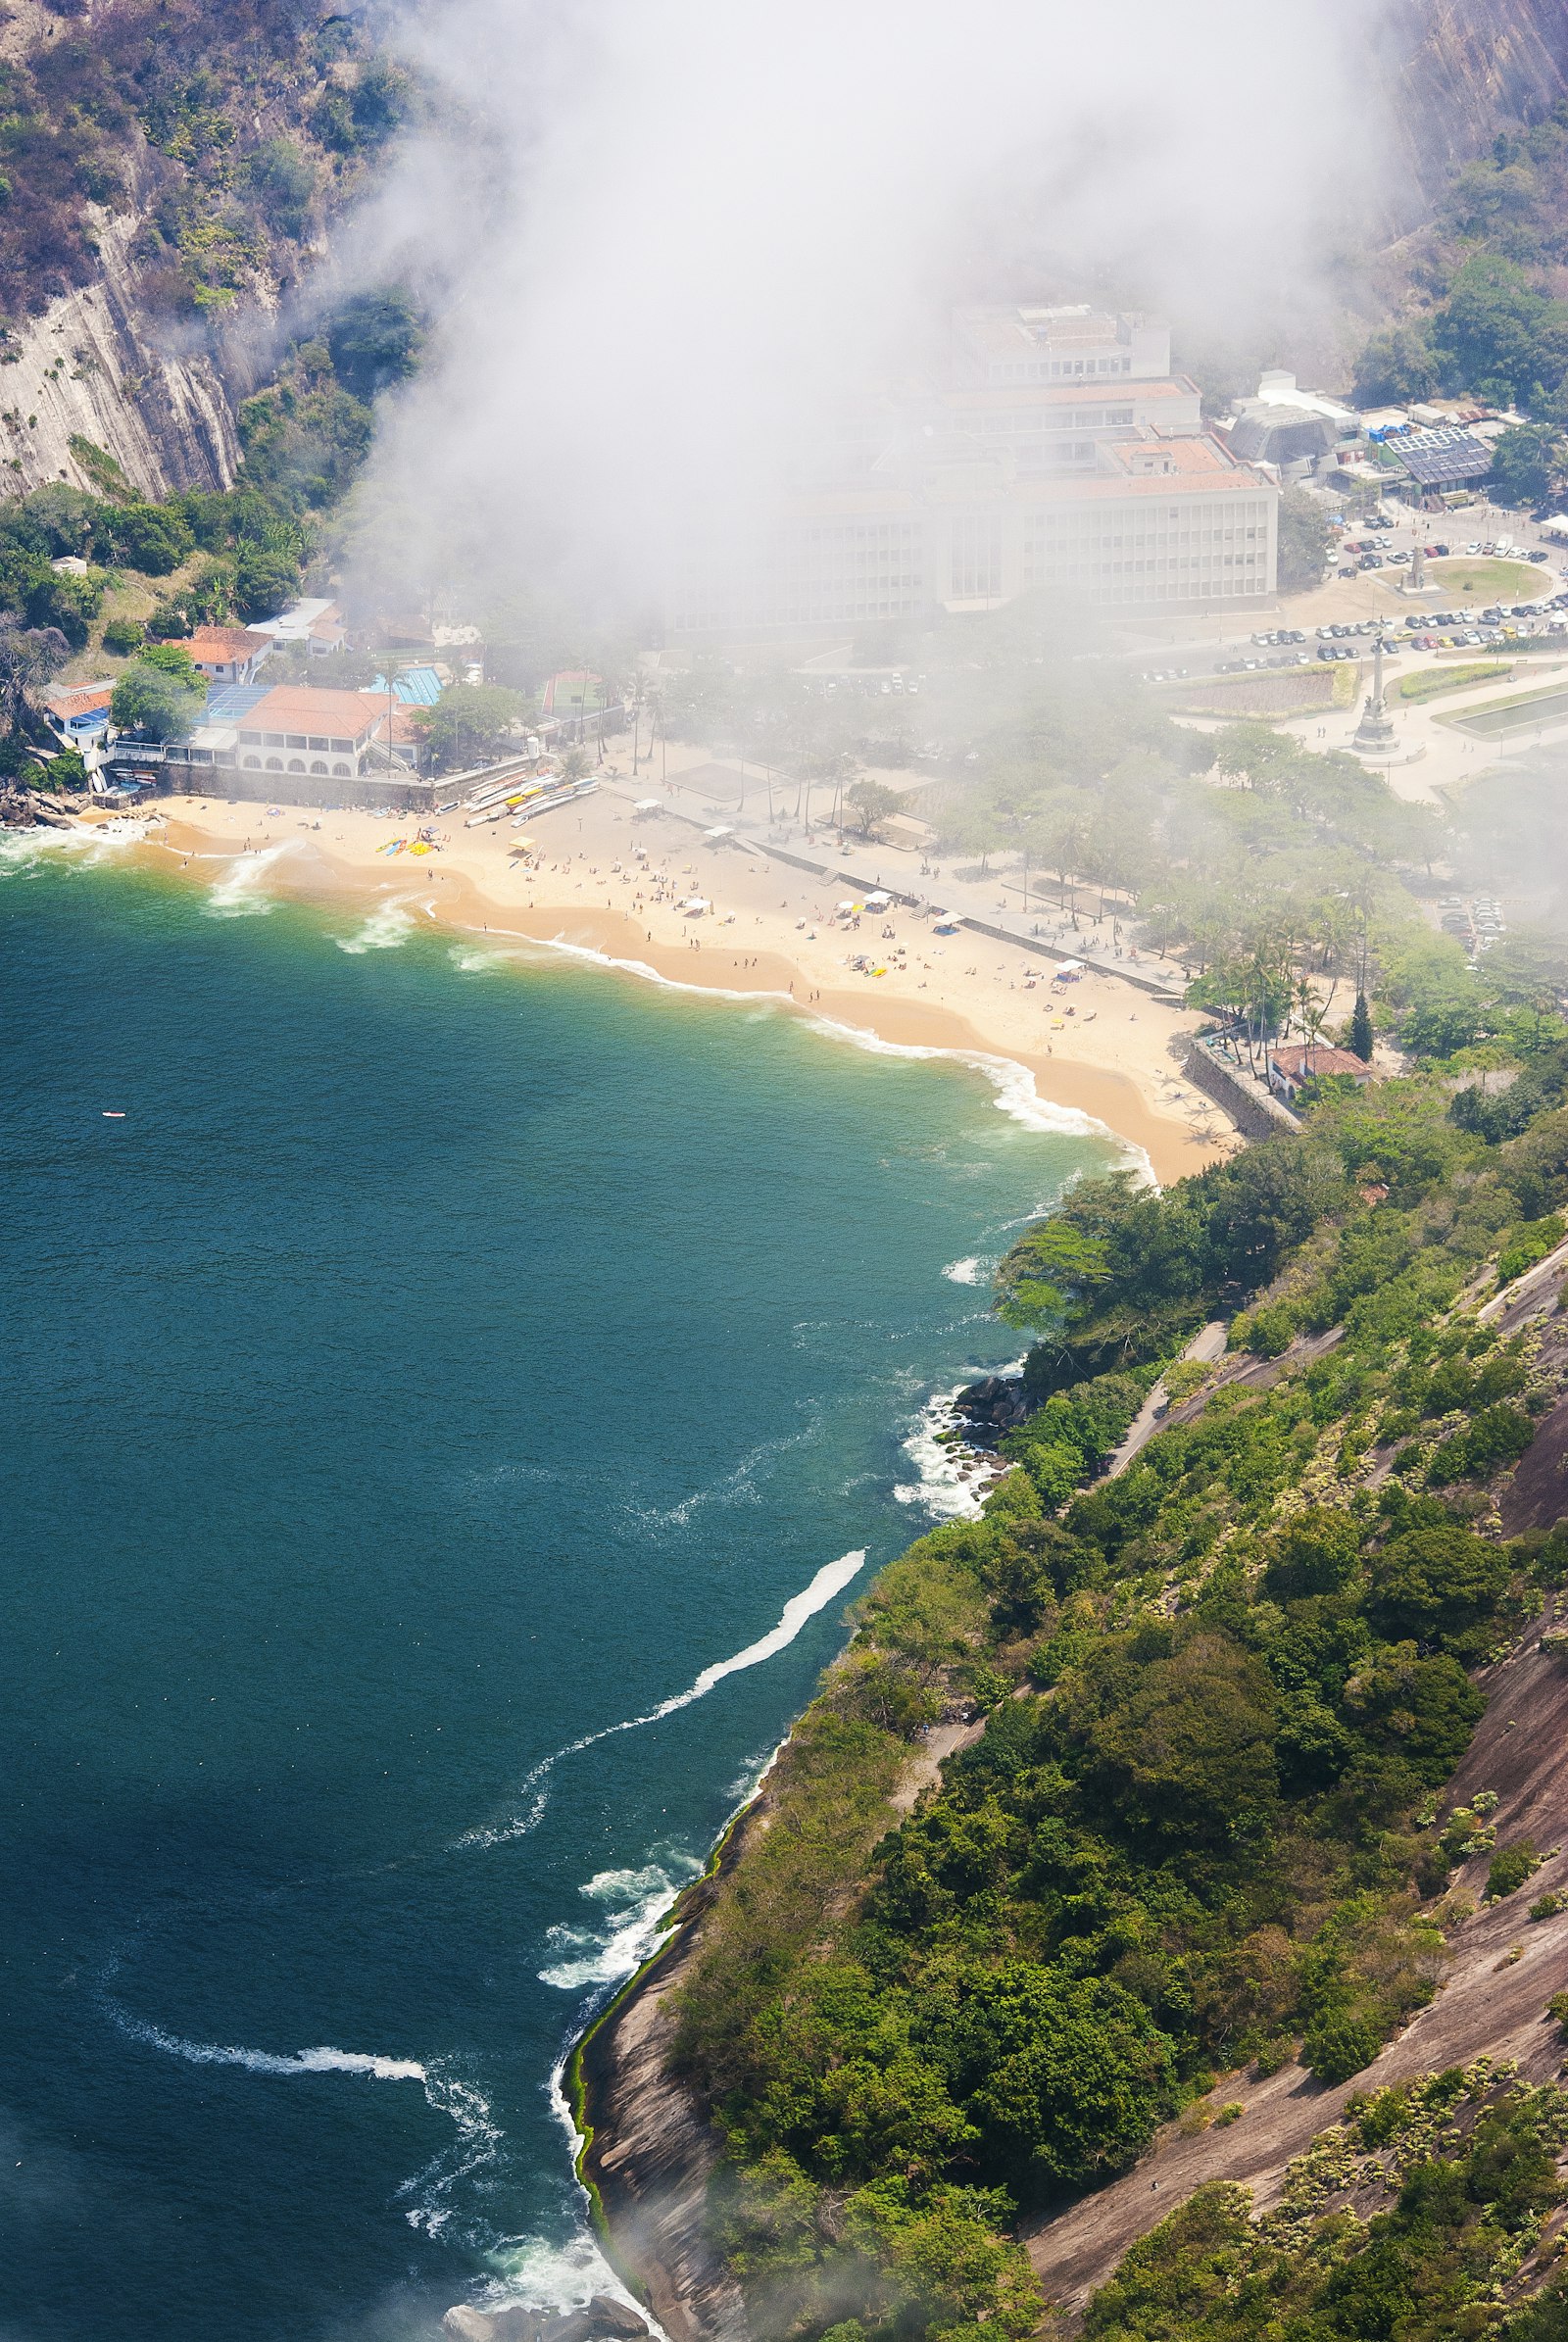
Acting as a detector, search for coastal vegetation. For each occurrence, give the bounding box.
[1088,2068,1568,2342]
[665,1053,1568,2342]
[1349,98,1568,510]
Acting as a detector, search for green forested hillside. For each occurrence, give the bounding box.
[666,1065,1568,2342]
[1359,100,1568,502]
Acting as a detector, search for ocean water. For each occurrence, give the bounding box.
[0,828,1117,2342]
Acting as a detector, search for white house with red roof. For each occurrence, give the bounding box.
[185,625,275,686]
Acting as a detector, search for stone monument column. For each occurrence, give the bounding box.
[1352,627,1397,754]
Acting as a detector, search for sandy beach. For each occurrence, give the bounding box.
[113,772,1239,1184]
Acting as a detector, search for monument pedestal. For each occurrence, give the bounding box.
[1352,701,1397,752]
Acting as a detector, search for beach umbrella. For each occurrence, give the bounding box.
[681,897,710,913]
[864,891,891,908]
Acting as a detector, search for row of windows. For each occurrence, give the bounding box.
[240,754,357,775]
[1023,552,1261,580]
[670,600,923,629]
[989,356,1132,381]
[1084,575,1268,601]
[1027,522,1265,546]
[979,407,1136,434]
[237,729,361,753]
[952,512,1003,599]
[749,572,923,594]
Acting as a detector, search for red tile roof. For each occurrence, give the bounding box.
[239,686,383,741]
[1273,1046,1372,1082]
[45,682,116,717]
[186,625,272,664]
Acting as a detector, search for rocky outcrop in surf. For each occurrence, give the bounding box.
[445,2295,652,2342]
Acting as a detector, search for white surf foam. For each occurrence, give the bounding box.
[111,2008,427,2081]
[337,895,425,953]
[454,1549,866,1850]
[206,841,295,917]
[440,925,1156,1183]
[396,2067,507,2242]
[110,1999,504,2242]
[489,2089,672,2336]
[539,931,794,1007]
[805,1010,1104,1137]
[0,816,155,876]
[486,2231,639,2321]
[538,1857,703,1990]
[642,1414,822,1530]
[531,938,1150,1165]
[943,1255,983,1285]
[894,1365,1023,1520]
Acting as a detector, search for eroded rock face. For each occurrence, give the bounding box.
[1377,0,1568,226]
[0,209,244,498]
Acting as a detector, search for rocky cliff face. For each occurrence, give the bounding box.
[0,210,246,498]
[0,0,401,504]
[1379,0,1568,226]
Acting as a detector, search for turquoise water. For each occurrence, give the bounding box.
[0,827,1115,2342]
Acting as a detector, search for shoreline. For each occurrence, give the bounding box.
[53,785,1235,2336]
[106,785,1239,1186]
[565,1778,783,2342]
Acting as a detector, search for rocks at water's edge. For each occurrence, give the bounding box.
[442,2292,651,2342]
[952,1374,1027,1442]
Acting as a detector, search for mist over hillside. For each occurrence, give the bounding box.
[0,0,1563,542]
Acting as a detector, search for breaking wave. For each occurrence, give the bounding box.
[206,841,295,917]
[107,2000,503,2244]
[337,895,426,952]
[111,2012,425,2081]
[893,1369,1020,1520]
[943,1255,983,1285]
[486,2230,647,2323]
[804,1011,1112,1143]
[455,1548,866,1849]
[0,816,156,877]
[538,1857,703,1989]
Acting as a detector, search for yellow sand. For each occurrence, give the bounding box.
[118,774,1240,1184]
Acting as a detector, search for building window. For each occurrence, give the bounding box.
[951,511,1002,599]
[266,756,282,771]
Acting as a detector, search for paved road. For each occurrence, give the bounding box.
[1103,1322,1229,1477]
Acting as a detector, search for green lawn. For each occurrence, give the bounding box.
[1426,557,1549,603]
[1397,660,1513,703]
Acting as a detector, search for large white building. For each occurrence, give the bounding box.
[667,307,1279,638]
